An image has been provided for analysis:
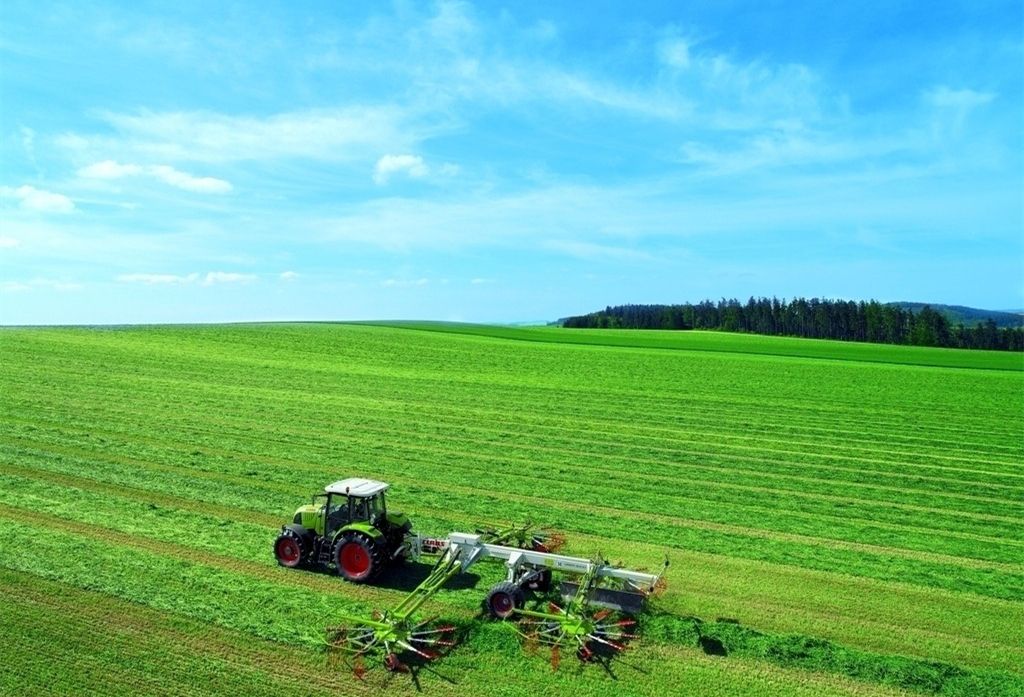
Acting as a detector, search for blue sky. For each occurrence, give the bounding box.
[1,1,1021,324]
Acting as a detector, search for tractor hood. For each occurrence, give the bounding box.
[294,503,325,535]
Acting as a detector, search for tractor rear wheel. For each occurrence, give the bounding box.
[483,581,525,620]
[335,531,385,583]
[274,532,306,568]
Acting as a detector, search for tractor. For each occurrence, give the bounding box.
[273,477,412,581]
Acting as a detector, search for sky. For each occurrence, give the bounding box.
[1,1,1022,324]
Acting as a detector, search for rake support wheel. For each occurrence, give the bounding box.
[484,581,525,620]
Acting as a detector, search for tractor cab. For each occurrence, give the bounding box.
[323,478,390,535]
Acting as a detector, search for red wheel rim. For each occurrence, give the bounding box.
[489,592,514,617]
[340,542,371,577]
[276,537,301,566]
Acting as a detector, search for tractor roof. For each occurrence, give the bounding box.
[325,477,390,497]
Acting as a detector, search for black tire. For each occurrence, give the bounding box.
[334,531,385,583]
[483,581,525,619]
[273,531,307,568]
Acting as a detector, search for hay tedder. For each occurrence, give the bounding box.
[274,478,667,675]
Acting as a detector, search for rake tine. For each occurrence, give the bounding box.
[588,634,626,652]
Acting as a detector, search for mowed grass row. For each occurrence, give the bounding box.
[1,324,1022,692]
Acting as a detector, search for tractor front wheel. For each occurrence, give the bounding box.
[335,531,384,583]
[483,581,525,620]
[274,532,306,568]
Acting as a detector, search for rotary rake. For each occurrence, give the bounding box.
[517,561,640,669]
[325,524,667,678]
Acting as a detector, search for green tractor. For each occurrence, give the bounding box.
[273,478,412,582]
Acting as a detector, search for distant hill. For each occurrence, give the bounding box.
[889,303,1023,329]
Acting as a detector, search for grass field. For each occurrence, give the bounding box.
[1,323,1022,696]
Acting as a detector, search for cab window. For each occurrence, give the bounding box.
[351,497,368,520]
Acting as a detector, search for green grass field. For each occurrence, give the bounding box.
[1,323,1022,696]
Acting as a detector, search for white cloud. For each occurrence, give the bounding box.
[61,106,427,164]
[0,236,19,249]
[279,270,299,281]
[374,154,429,184]
[381,277,429,287]
[78,160,231,194]
[149,165,232,193]
[116,271,255,286]
[201,271,256,286]
[678,131,890,174]
[543,240,654,262]
[469,277,492,284]
[117,273,199,284]
[79,160,144,178]
[1,185,76,214]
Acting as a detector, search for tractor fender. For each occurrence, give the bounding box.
[336,521,386,545]
[282,523,315,542]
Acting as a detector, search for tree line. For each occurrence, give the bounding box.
[562,298,1024,351]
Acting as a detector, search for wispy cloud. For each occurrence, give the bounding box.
[116,272,198,285]
[60,107,435,164]
[279,270,299,281]
[79,160,144,178]
[543,240,655,262]
[381,277,430,287]
[373,154,429,184]
[1,277,82,292]
[201,271,255,285]
[78,160,232,193]
[0,236,20,248]
[116,271,256,286]
[1,185,76,214]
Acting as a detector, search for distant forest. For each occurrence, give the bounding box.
[562,298,1024,352]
